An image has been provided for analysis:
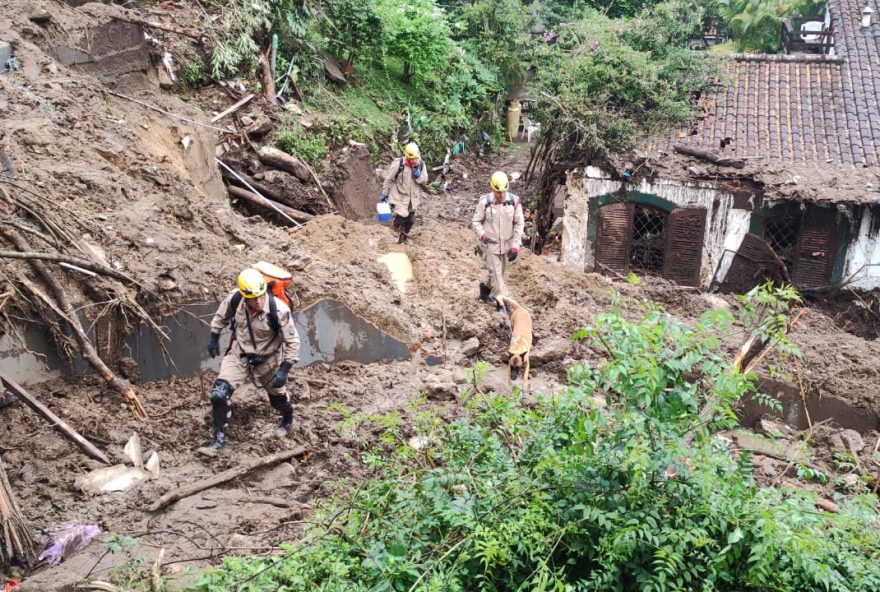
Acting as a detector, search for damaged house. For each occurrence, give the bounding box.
[561,0,880,292]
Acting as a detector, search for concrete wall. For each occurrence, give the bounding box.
[844,206,880,289]
[562,170,749,287]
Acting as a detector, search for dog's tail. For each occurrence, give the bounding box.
[495,295,521,312]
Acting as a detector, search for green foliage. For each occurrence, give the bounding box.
[737,281,803,367]
[89,535,169,592]
[275,116,328,167]
[704,0,827,53]
[532,2,717,159]
[193,300,880,592]
[322,0,383,67]
[181,55,208,89]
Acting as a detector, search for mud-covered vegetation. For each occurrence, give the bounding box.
[194,289,880,591]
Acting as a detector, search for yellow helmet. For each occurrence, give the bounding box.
[490,171,509,192]
[237,268,267,299]
[403,142,420,159]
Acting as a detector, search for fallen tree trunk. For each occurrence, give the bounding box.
[149,446,308,512]
[227,186,314,223]
[0,454,37,570]
[0,228,147,418]
[673,144,746,169]
[0,376,111,465]
[257,146,311,182]
[220,168,287,203]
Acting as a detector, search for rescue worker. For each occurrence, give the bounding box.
[472,171,525,304]
[199,268,301,456]
[379,142,428,244]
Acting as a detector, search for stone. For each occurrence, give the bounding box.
[257,462,298,490]
[460,337,480,357]
[0,42,12,69]
[452,367,468,385]
[837,473,863,492]
[30,10,51,23]
[530,338,569,365]
[283,101,303,115]
[756,417,793,438]
[240,115,255,127]
[839,429,865,453]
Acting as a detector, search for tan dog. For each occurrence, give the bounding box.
[495,296,533,392]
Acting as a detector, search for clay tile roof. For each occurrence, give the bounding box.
[654,0,880,169]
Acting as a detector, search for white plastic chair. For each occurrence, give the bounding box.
[521,118,541,143]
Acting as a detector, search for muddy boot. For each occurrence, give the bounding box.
[198,380,232,457]
[270,395,294,438]
[479,282,491,302]
[197,430,226,457]
[397,230,410,244]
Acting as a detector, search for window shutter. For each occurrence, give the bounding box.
[791,208,836,289]
[595,202,633,274]
[721,233,781,293]
[662,207,707,287]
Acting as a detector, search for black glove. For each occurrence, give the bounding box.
[507,248,519,262]
[207,332,221,358]
[268,361,293,389]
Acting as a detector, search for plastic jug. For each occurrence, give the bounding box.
[376,201,392,222]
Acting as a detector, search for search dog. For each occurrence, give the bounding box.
[495,296,533,392]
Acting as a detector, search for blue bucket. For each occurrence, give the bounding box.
[376,202,392,222]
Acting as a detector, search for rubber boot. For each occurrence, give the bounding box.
[479,282,491,302]
[198,402,228,457]
[397,230,409,244]
[269,395,294,438]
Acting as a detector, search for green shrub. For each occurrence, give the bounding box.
[275,129,328,168]
[193,292,880,592]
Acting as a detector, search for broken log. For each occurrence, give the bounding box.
[258,146,311,182]
[673,144,746,169]
[219,168,286,203]
[0,228,147,418]
[227,186,314,223]
[0,376,111,465]
[210,93,255,124]
[0,454,37,570]
[149,446,308,512]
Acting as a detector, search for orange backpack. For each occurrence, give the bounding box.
[252,261,293,307]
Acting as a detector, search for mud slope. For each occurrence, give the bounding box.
[0,0,292,307]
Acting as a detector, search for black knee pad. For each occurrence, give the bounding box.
[268,394,291,412]
[210,379,234,403]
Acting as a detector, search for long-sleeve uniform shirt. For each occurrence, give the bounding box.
[381,158,429,218]
[471,192,525,254]
[209,290,301,396]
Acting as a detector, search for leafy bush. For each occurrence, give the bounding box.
[193,295,880,592]
[275,121,328,168]
[704,0,827,53]
[533,4,717,159]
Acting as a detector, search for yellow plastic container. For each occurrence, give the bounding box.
[507,99,522,142]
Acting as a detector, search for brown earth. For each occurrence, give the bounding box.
[2,2,880,591]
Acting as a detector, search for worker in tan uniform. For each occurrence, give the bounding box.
[379,142,428,244]
[472,171,525,305]
[199,268,301,456]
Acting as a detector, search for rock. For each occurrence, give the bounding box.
[530,338,569,365]
[837,473,863,492]
[460,337,480,357]
[756,417,793,438]
[240,115,255,127]
[257,462,298,490]
[839,429,865,453]
[29,10,51,23]
[452,367,468,385]
[118,357,140,383]
[246,120,274,140]
[283,101,303,114]
[171,204,194,221]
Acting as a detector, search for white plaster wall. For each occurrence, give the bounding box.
[714,209,753,284]
[562,171,749,287]
[843,207,880,289]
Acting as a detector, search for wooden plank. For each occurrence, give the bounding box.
[148,446,309,512]
[0,375,111,465]
[210,93,255,124]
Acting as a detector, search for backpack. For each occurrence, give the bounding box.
[393,157,406,182]
[229,261,294,339]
